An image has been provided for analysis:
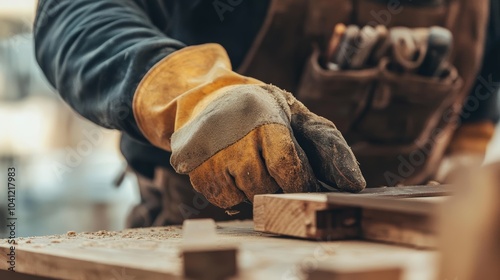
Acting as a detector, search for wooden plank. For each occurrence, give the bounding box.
[326,184,453,198]
[254,187,444,248]
[326,194,439,215]
[0,227,183,280]
[0,221,437,280]
[362,209,436,248]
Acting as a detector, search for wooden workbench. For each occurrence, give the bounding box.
[0,221,436,280]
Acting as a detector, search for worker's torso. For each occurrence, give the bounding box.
[123,0,488,186]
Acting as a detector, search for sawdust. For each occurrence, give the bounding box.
[1,226,184,253]
[93,230,118,237]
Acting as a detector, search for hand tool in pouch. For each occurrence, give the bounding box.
[350,25,380,69]
[326,23,346,68]
[334,25,360,69]
[418,26,453,77]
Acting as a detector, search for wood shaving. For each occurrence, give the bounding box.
[67,231,77,237]
[225,210,240,216]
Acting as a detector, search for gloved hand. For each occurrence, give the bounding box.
[133,44,366,209]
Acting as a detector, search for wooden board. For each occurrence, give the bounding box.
[254,185,449,248]
[325,185,453,198]
[0,221,437,280]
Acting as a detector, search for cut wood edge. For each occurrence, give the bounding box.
[253,192,441,248]
[253,194,330,239]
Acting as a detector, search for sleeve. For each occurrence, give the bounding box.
[34,0,185,140]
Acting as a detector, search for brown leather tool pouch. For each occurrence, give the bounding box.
[296,51,462,186]
[241,0,488,187]
[352,60,463,186]
[355,59,462,144]
[296,49,377,132]
[356,0,448,28]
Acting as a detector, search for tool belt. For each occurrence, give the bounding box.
[239,0,488,187]
[126,165,253,227]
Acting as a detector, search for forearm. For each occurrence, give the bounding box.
[34,0,184,139]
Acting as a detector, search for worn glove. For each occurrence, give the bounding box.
[133,44,365,209]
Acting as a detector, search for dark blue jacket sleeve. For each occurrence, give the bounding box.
[34,0,185,140]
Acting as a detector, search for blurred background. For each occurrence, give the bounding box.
[0,1,500,239]
[0,0,139,238]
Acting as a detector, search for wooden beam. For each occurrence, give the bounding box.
[254,186,447,248]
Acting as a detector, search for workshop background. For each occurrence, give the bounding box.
[0,0,139,238]
[0,0,499,238]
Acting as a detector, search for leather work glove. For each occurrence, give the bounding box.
[436,121,495,182]
[133,44,366,209]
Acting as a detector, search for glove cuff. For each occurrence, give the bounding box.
[132,43,261,151]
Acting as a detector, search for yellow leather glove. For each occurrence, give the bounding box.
[133,44,366,209]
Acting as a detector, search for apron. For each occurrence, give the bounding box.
[127,0,488,227]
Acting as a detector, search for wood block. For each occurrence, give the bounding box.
[254,193,336,239]
[307,264,403,280]
[183,246,237,280]
[254,185,445,247]
[181,219,238,279]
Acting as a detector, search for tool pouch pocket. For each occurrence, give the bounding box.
[354,59,462,144]
[356,0,449,28]
[296,49,377,133]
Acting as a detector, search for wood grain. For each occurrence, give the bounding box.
[0,221,437,280]
[254,193,331,239]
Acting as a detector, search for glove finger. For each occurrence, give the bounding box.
[190,160,246,209]
[259,124,320,193]
[221,127,281,202]
[291,112,366,193]
[228,152,281,203]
